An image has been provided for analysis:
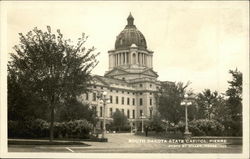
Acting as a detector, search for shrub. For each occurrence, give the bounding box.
[176,119,225,136]
[8,119,93,139]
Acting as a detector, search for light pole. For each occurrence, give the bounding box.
[181,94,192,139]
[98,91,110,139]
[141,113,146,133]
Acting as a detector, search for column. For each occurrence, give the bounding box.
[116,54,117,66]
[138,53,141,65]
[142,53,145,66]
[125,52,127,65]
[151,55,153,67]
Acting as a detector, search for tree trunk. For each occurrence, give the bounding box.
[49,96,55,142]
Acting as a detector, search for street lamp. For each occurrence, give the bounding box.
[141,113,146,133]
[97,91,110,139]
[181,94,192,139]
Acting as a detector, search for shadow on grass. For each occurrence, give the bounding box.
[8,139,90,146]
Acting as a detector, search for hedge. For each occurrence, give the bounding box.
[176,119,225,136]
[8,119,93,139]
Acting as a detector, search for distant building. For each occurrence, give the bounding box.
[79,13,173,130]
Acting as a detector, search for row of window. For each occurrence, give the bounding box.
[92,85,157,93]
[85,93,153,106]
[99,107,153,119]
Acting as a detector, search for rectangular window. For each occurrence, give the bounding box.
[127,98,130,105]
[133,110,135,119]
[93,93,97,101]
[86,93,89,100]
[110,108,113,117]
[122,97,124,105]
[127,110,130,118]
[116,96,119,104]
[110,96,113,103]
[150,109,153,118]
[140,110,143,116]
[100,107,103,117]
[150,98,152,105]
[133,98,135,105]
[140,98,143,106]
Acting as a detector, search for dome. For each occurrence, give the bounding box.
[115,13,147,50]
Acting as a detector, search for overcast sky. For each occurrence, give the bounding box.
[4,1,249,93]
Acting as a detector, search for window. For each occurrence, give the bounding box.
[132,98,135,105]
[150,98,152,105]
[122,97,124,105]
[127,98,130,105]
[150,109,153,118]
[127,92,130,94]
[93,85,96,88]
[132,92,135,95]
[122,109,124,114]
[110,89,113,92]
[139,84,143,87]
[122,91,124,94]
[101,87,103,89]
[150,84,152,88]
[116,90,119,93]
[100,107,103,117]
[116,96,119,104]
[116,108,119,112]
[150,92,152,95]
[133,110,135,119]
[140,92,143,95]
[110,108,113,117]
[86,93,89,100]
[93,93,97,101]
[127,110,130,118]
[110,96,113,103]
[140,110,143,116]
[140,98,143,106]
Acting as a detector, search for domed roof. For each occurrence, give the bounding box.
[115,13,147,50]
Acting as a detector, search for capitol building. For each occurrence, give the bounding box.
[80,13,173,131]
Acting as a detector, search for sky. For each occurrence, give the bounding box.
[3,1,249,93]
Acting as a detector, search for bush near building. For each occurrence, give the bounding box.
[8,119,93,139]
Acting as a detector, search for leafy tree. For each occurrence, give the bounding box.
[149,112,165,132]
[225,69,242,136]
[196,89,221,120]
[112,110,128,131]
[8,26,99,141]
[157,82,190,125]
[56,98,96,123]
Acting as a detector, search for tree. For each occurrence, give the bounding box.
[8,26,99,141]
[225,69,242,136]
[157,82,190,125]
[56,98,96,123]
[196,89,221,120]
[112,110,128,131]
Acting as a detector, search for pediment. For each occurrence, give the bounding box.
[104,68,128,77]
[92,76,109,86]
[141,69,158,77]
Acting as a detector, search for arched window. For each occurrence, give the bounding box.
[132,53,136,64]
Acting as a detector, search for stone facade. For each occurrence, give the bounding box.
[79,13,173,130]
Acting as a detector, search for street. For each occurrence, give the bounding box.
[8,133,242,153]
